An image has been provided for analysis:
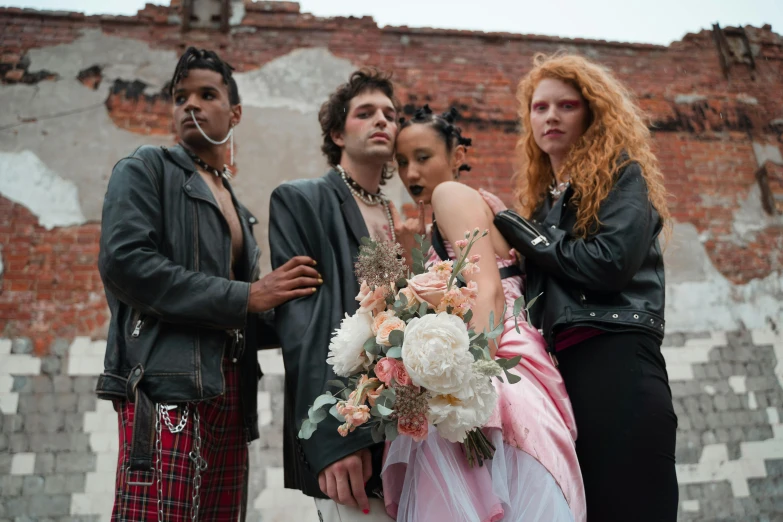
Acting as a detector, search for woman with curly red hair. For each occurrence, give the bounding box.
[485,53,678,520]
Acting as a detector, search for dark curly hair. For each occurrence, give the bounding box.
[399,105,473,175]
[169,47,239,105]
[318,68,400,183]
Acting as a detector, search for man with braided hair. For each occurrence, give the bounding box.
[97,47,321,520]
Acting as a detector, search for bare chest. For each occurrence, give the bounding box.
[355,198,393,242]
[199,172,244,279]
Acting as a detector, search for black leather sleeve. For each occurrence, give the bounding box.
[494,163,656,292]
[268,184,376,476]
[98,156,250,329]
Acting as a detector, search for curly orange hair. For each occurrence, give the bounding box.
[514,53,671,239]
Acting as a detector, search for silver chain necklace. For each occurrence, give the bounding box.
[336,165,396,243]
[549,179,570,199]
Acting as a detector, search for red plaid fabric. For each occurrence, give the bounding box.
[112,358,249,521]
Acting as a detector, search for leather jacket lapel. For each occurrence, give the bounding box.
[325,169,369,245]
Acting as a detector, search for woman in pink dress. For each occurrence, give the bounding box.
[383,106,586,522]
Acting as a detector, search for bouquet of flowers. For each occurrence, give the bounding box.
[298,229,538,467]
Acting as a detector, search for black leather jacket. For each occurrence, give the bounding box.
[268,170,384,499]
[96,144,273,445]
[494,161,666,349]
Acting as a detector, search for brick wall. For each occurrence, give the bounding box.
[0,3,781,344]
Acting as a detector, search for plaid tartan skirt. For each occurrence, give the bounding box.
[112,358,249,521]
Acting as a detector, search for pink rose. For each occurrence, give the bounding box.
[375,357,397,387]
[356,281,388,316]
[407,271,449,309]
[393,363,413,387]
[398,414,429,442]
[397,287,419,308]
[454,239,468,249]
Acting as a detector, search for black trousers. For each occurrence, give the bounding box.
[557,332,679,522]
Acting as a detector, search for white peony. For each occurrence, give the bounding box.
[401,312,474,395]
[326,312,375,377]
[428,374,498,443]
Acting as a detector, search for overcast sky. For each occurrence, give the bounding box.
[3,0,782,45]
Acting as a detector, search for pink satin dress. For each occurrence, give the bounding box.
[381,244,586,522]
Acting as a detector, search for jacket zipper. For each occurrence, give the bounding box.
[131,309,144,338]
[193,201,203,395]
[500,212,550,246]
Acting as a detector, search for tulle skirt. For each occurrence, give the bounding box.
[382,427,574,522]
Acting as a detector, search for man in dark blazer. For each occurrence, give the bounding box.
[268,69,400,521]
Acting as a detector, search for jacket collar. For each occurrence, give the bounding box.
[162,143,197,173]
[325,168,370,245]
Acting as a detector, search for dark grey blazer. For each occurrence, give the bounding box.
[268,169,384,499]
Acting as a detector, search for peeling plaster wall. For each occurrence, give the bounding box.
[664,223,783,333]
[0,151,86,230]
[0,30,174,221]
[0,35,409,273]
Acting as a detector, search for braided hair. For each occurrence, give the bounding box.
[399,105,472,176]
[168,47,240,105]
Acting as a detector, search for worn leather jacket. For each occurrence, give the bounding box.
[493,161,666,349]
[268,170,385,499]
[96,144,274,453]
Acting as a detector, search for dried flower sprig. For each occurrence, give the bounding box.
[355,237,407,290]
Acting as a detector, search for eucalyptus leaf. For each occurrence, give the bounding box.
[388,329,404,347]
[380,388,396,404]
[386,346,402,359]
[385,422,399,441]
[312,393,337,412]
[329,404,345,422]
[364,338,380,356]
[396,278,408,290]
[371,421,384,443]
[298,419,316,439]
[418,302,429,317]
[526,292,543,312]
[309,408,327,423]
[462,309,473,324]
[376,404,394,416]
[504,369,522,384]
[513,296,524,318]
[326,379,345,389]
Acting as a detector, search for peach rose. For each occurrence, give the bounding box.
[356,281,388,315]
[376,316,406,346]
[374,357,398,387]
[407,271,449,309]
[372,310,396,335]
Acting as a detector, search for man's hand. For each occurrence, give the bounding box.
[248,256,321,313]
[318,449,373,513]
[478,188,507,215]
[389,200,426,267]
